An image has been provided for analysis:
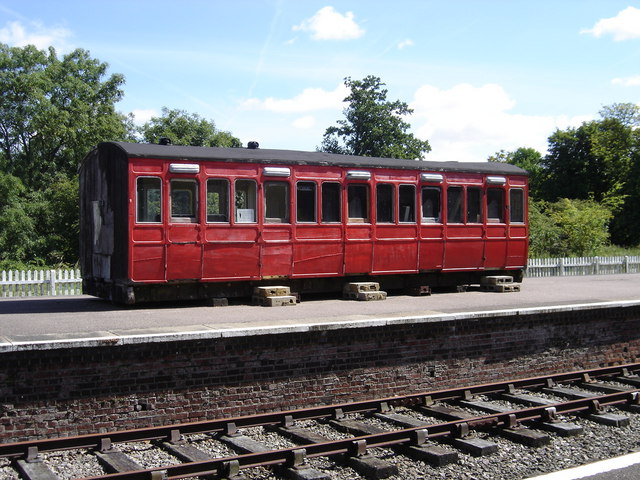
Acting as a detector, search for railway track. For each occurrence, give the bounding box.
[2,364,640,480]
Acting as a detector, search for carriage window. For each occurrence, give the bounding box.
[322,182,341,223]
[447,186,463,223]
[487,188,505,222]
[235,179,257,223]
[376,184,394,223]
[136,177,161,223]
[510,188,524,223]
[467,187,482,223]
[421,187,441,223]
[207,179,229,223]
[264,181,289,223]
[348,184,369,222]
[170,179,198,223]
[399,185,416,223]
[297,182,316,223]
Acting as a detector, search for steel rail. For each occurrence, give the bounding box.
[78,388,640,480]
[1,362,639,459]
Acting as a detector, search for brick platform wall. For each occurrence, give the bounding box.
[1,304,639,442]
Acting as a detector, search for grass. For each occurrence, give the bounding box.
[597,245,640,256]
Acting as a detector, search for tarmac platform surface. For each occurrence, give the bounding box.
[0,274,639,349]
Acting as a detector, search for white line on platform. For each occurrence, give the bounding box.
[526,452,640,480]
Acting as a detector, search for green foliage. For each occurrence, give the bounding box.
[528,198,612,257]
[0,44,244,269]
[541,103,640,246]
[320,75,431,159]
[0,43,129,190]
[599,102,640,127]
[0,172,37,269]
[139,107,242,147]
[489,147,546,199]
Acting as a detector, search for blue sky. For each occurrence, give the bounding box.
[1,1,639,162]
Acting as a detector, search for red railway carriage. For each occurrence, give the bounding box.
[79,141,528,304]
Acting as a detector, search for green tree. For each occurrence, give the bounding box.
[0,43,129,190]
[529,198,612,257]
[0,172,36,269]
[542,104,640,245]
[527,200,562,258]
[488,147,545,199]
[599,102,640,127]
[139,107,242,147]
[320,75,431,159]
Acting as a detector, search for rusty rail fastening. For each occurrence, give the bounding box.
[2,363,640,479]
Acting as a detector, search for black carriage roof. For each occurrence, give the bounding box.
[99,141,528,176]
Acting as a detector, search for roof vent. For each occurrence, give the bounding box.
[247,141,259,149]
[159,137,172,146]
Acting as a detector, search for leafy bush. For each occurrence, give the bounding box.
[529,198,612,257]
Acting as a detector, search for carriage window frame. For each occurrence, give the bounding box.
[376,183,394,224]
[399,184,416,223]
[447,186,463,224]
[466,187,482,224]
[264,180,290,223]
[170,179,198,223]
[421,186,441,223]
[510,188,525,224]
[136,176,162,224]
[235,179,257,223]
[322,182,341,223]
[487,187,505,223]
[296,181,317,223]
[206,178,229,223]
[348,183,370,223]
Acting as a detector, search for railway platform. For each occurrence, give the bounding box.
[0,273,639,347]
[1,273,639,447]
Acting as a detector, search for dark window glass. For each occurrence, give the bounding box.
[171,179,198,222]
[510,189,524,223]
[421,187,441,223]
[487,188,505,222]
[348,184,369,222]
[467,187,482,223]
[322,182,341,223]
[136,177,161,223]
[264,181,289,223]
[235,179,257,223]
[447,186,463,223]
[376,184,394,223]
[399,184,416,222]
[297,182,316,223]
[207,179,229,222]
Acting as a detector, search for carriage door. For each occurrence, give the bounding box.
[419,179,445,270]
[166,164,202,280]
[484,178,508,269]
[344,173,373,274]
[260,167,293,278]
[443,185,484,271]
[506,187,528,266]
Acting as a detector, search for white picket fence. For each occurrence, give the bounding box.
[0,257,639,298]
[526,256,640,277]
[0,269,82,298]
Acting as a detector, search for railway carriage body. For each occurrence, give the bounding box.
[80,141,528,303]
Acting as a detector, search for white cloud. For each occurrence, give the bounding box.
[292,115,316,129]
[242,83,348,113]
[0,20,72,51]
[581,6,640,41]
[131,109,158,125]
[612,75,640,87]
[238,82,590,162]
[397,39,414,49]
[410,83,587,162]
[292,6,365,40]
